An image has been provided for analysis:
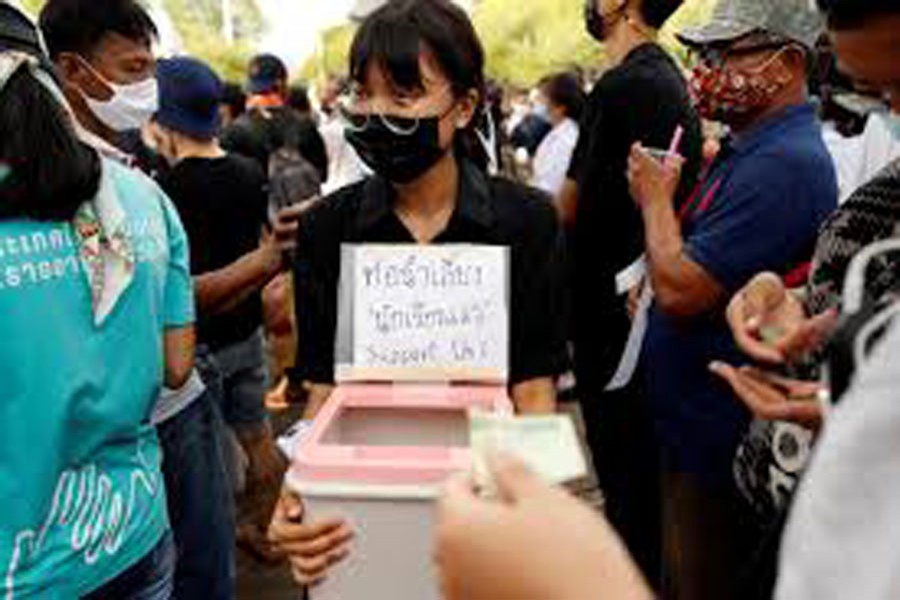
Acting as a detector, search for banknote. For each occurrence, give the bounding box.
[469,411,588,494]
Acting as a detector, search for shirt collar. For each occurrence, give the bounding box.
[246,92,285,110]
[74,121,136,167]
[730,103,817,157]
[354,160,497,234]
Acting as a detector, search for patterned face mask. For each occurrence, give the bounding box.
[690,46,792,123]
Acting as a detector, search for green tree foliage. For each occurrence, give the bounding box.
[473,0,604,87]
[299,23,357,83]
[473,0,718,87]
[19,0,45,16]
[162,0,263,82]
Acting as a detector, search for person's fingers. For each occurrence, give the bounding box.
[282,490,304,520]
[710,361,781,417]
[288,542,351,582]
[274,523,354,557]
[667,154,686,173]
[278,197,320,221]
[773,401,824,428]
[273,219,300,237]
[727,299,785,364]
[488,451,547,505]
[741,367,822,399]
[727,368,805,421]
[727,280,789,364]
[290,543,352,588]
[776,308,840,360]
[268,515,347,546]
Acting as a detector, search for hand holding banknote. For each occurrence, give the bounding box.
[435,453,653,600]
[468,412,588,495]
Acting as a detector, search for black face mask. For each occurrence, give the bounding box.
[584,0,626,43]
[584,0,606,42]
[345,114,449,184]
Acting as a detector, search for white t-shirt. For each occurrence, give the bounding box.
[776,320,900,600]
[320,116,369,196]
[531,118,579,196]
[823,112,900,204]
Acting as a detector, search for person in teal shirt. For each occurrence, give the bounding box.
[0,17,195,599]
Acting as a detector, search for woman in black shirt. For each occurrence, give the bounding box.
[271,0,567,587]
[293,0,567,419]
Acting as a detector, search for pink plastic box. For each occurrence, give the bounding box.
[286,383,512,600]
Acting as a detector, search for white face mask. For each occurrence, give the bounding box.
[78,58,158,132]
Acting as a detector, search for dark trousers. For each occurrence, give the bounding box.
[660,470,757,600]
[158,369,236,600]
[580,381,662,589]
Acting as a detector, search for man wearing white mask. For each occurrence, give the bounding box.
[39,0,158,160]
[38,2,239,598]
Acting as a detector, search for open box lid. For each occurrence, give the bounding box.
[334,243,510,384]
[290,384,514,488]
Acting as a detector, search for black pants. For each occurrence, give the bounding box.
[580,381,662,589]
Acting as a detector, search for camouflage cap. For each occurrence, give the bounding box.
[678,0,826,49]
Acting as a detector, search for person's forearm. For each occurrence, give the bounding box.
[512,378,557,414]
[641,200,707,317]
[303,384,335,419]
[195,248,280,316]
[555,179,578,227]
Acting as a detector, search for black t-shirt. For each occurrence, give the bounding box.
[292,161,567,386]
[159,154,268,350]
[567,43,703,393]
[221,107,329,183]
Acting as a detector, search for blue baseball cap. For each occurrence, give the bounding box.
[155,56,222,139]
[247,53,287,94]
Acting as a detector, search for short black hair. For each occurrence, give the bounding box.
[816,0,900,29]
[542,72,586,121]
[287,85,312,114]
[349,0,488,168]
[0,69,100,222]
[220,82,246,117]
[39,0,158,59]
[639,0,683,29]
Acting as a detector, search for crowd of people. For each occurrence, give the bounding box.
[1,0,899,598]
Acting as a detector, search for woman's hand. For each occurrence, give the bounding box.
[267,489,354,587]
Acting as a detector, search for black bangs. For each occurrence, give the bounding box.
[348,0,490,170]
[350,11,426,93]
[348,0,485,98]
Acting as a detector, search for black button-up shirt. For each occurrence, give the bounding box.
[293,160,567,386]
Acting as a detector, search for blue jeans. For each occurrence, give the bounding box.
[82,532,176,600]
[158,353,236,600]
[213,329,269,433]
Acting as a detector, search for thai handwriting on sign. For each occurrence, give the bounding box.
[344,244,510,380]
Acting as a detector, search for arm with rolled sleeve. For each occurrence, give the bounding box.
[685,156,823,294]
[643,152,826,319]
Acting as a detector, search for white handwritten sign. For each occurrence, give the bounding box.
[335,244,510,382]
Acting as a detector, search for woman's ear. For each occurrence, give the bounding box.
[455,89,480,129]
